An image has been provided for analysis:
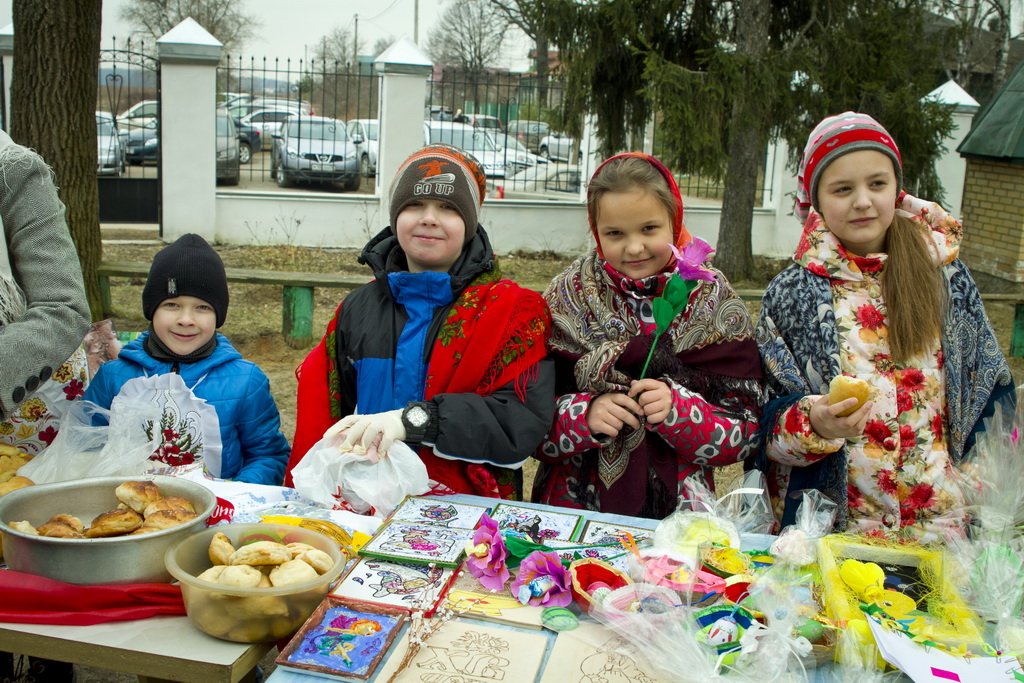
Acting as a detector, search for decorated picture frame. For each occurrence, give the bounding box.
[359,520,473,568]
[489,503,583,542]
[545,539,632,572]
[276,598,406,681]
[579,519,654,546]
[817,534,983,656]
[389,496,489,529]
[330,556,457,616]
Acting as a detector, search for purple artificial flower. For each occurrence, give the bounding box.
[464,513,510,591]
[510,550,572,607]
[669,237,716,282]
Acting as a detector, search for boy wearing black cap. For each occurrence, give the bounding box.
[287,144,555,500]
[84,234,290,485]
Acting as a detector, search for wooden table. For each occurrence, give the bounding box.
[0,615,272,682]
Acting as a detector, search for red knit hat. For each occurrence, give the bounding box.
[796,112,903,222]
[587,152,691,258]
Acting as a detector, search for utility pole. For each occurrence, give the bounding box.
[353,14,358,66]
[414,0,419,44]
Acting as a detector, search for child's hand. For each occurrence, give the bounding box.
[628,379,672,425]
[809,395,873,440]
[587,393,643,439]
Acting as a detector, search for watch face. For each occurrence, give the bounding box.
[406,405,429,427]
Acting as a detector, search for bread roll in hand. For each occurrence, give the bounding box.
[828,376,871,417]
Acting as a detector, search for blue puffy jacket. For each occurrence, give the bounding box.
[83,332,289,485]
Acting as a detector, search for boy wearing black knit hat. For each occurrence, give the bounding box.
[287,145,555,500]
[84,234,290,485]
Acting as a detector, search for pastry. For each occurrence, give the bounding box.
[216,564,263,588]
[229,541,291,567]
[828,376,871,417]
[269,558,318,587]
[0,475,34,497]
[86,508,144,537]
[139,508,197,531]
[143,496,196,518]
[295,548,334,574]
[37,521,85,538]
[115,480,163,514]
[196,565,227,583]
[209,532,237,566]
[45,514,85,533]
[8,520,37,535]
[285,542,317,558]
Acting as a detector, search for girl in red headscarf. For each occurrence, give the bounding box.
[532,153,764,519]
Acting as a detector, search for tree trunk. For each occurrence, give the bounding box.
[535,32,549,110]
[714,0,769,282]
[11,1,103,320]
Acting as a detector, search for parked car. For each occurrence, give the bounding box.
[425,105,454,121]
[501,163,581,200]
[251,97,313,115]
[539,131,580,162]
[125,120,159,165]
[346,119,378,177]
[492,132,545,169]
[505,119,550,154]
[239,109,295,140]
[232,118,262,164]
[95,112,125,176]
[423,121,517,178]
[467,114,503,133]
[216,108,240,186]
[118,99,158,131]
[270,115,360,190]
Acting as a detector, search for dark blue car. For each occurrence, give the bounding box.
[125,121,158,165]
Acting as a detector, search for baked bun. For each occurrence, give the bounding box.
[269,559,319,587]
[217,564,263,588]
[0,475,34,497]
[143,496,196,518]
[86,508,144,537]
[46,514,85,533]
[8,520,38,535]
[229,541,291,567]
[296,548,334,575]
[828,376,871,417]
[38,520,85,538]
[209,532,237,566]
[115,480,163,514]
[139,508,197,532]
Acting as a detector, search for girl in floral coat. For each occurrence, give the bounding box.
[756,112,1014,540]
[532,153,764,519]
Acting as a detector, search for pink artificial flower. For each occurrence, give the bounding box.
[464,513,510,591]
[510,550,571,607]
[669,237,716,282]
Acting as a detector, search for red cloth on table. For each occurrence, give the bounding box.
[0,570,185,625]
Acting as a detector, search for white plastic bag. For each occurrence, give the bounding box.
[17,400,162,484]
[291,437,429,517]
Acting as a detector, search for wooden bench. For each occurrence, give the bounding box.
[98,261,370,348]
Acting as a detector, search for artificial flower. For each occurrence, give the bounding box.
[464,513,510,591]
[669,237,717,282]
[510,550,572,607]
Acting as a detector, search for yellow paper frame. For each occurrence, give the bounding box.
[817,534,983,663]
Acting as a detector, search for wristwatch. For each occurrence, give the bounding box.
[401,402,432,443]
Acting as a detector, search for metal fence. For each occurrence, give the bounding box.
[217,56,379,193]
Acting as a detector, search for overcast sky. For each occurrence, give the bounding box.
[0,0,532,70]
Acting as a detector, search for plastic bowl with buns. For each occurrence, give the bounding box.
[164,522,346,643]
[0,475,215,584]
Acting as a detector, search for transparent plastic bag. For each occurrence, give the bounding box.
[17,400,162,484]
[770,490,838,567]
[291,437,430,517]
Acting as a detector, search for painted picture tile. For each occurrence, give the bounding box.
[359,520,473,568]
[375,617,547,682]
[390,497,488,529]
[276,598,406,681]
[539,620,670,682]
[580,519,654,546]
[489,503,582,542]
[330,557,456,615]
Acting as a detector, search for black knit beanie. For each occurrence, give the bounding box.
[142,234,229,327]
[388,144,487,240]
